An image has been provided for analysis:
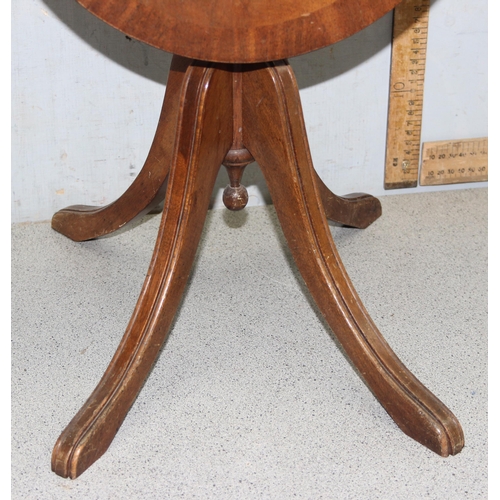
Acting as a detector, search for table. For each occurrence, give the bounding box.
[50,0,464,479]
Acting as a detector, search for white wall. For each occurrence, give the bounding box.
[12,0,487,223]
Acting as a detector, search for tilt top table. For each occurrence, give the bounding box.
[51,0,464,479]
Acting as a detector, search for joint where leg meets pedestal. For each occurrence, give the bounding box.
[51,56,463,479]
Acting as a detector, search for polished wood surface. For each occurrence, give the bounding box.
[76,0,402,63]
[51,0,463,479]
[51,56,191,241]
[52,57,463,478]
[243,61,463,457]
[52,58,234,479]
[50,61,381,241]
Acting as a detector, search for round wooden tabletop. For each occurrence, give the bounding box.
[76,0,402,63]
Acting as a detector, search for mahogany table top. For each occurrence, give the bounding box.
[76,0,402,63]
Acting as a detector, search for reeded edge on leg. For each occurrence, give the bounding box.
[51,62,233,478]
[242,60,464,457]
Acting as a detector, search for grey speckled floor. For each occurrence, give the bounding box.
[12,188,487,499]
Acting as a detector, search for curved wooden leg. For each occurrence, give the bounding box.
[314,172,382,229]
[51,56,193,242]
[242,61,464,456]
[51,62,233,478]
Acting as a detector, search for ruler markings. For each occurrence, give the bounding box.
[419,137,488,186]
[384,1,488,189]
[384,0,430,189]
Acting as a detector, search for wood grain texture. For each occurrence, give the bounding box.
[75,0,402,63]
[420,137,488,186]
[51,54,380,239]
[52,57,464,479]
[242,60,464,457]
[315,174,382,228]
[52,60,233,478]
[384,0,430,189]
[51,56,192,242]
[51,0,465,478]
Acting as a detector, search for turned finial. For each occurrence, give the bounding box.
[222,147,253,211]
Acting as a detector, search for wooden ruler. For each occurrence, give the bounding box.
[419,138,488,185]
[384,0,430,189]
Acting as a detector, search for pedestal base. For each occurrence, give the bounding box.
[51,57,463,479]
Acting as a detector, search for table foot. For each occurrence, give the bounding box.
[51,56,194,242]
[51,61,233,478]
[242,60,464,457]
[52,57,463,479]
[315,173,382,228]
